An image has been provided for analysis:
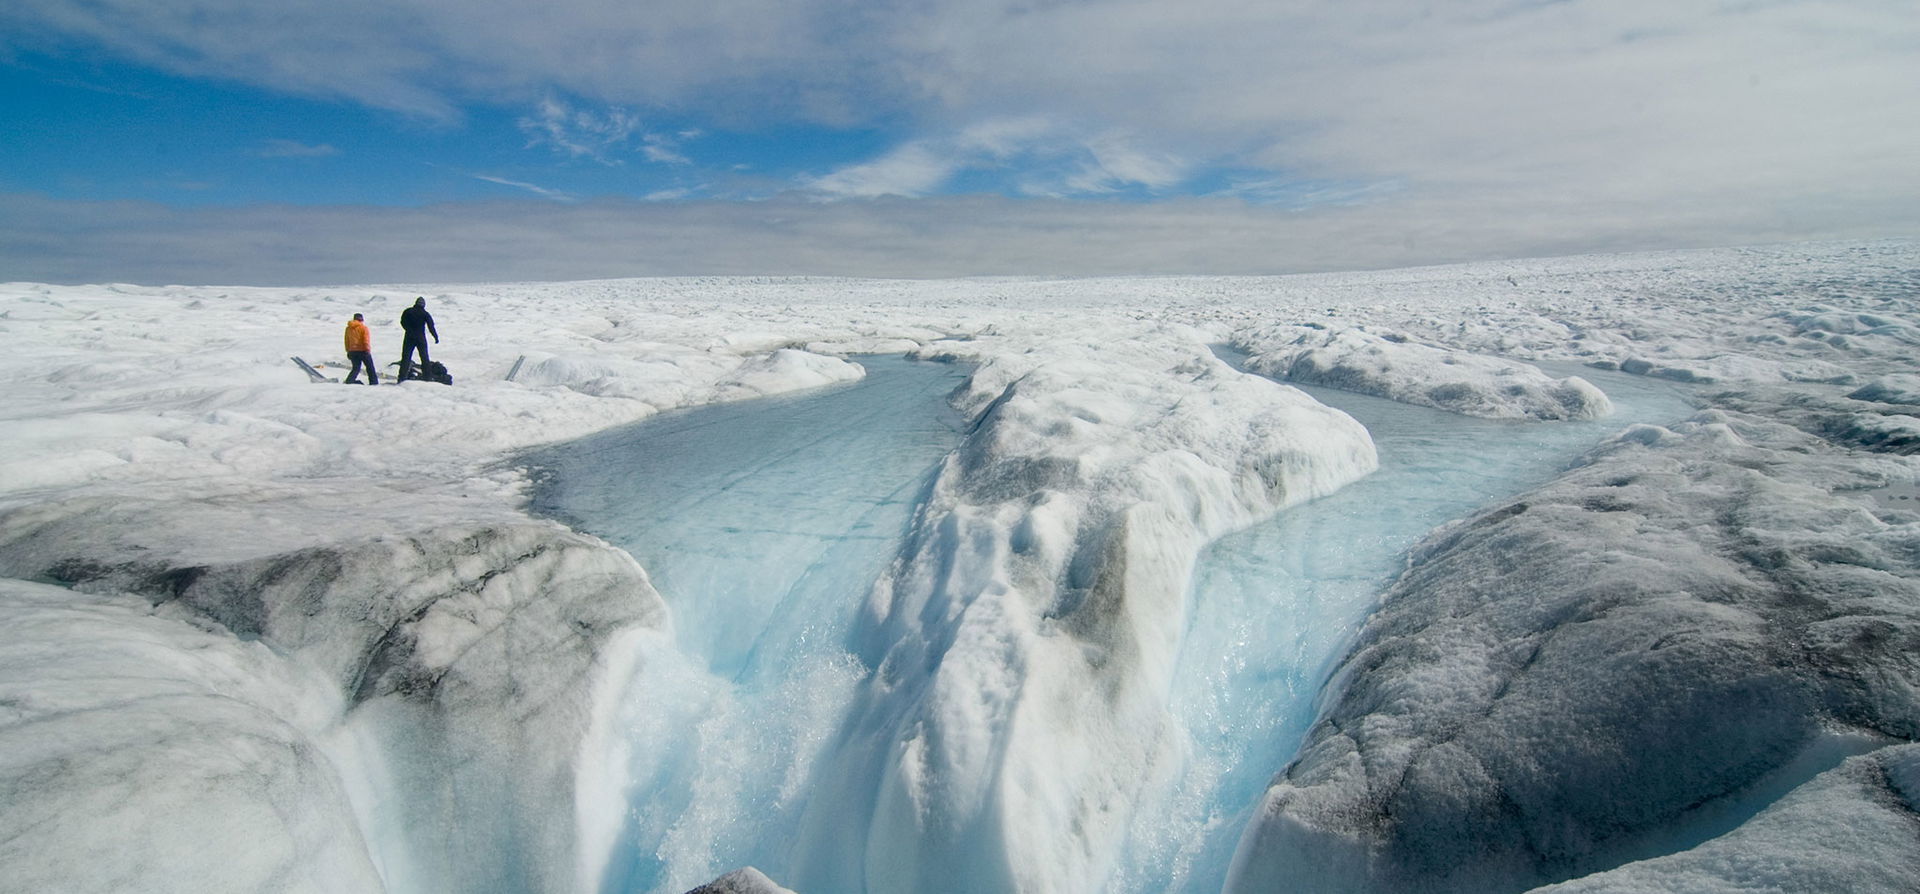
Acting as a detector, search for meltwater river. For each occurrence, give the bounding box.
[523,355,1695,894]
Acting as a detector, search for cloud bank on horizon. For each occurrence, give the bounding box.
[2,0,1917,283]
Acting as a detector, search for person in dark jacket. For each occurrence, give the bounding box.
[343,313,378,384]
[397,297,439,381]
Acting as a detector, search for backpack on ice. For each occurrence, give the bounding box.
[415,360,453,385]
[395,360,453,385]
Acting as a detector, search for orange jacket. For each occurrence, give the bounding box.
[344,319,372,353]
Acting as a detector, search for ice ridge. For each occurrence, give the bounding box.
[788,332,1378,893]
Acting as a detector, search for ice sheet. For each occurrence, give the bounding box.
[2,241,1917,894]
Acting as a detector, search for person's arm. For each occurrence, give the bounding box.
[428,314,439,342]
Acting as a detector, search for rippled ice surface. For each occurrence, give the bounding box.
[526,357,1695,894]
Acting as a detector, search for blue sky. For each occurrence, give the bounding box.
[2,1,1917,283]
[2,51,904,206]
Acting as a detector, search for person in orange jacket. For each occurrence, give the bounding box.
[343,313,378,384]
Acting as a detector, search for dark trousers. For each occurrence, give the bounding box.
[399,333,430,378]
[346,351,378,384]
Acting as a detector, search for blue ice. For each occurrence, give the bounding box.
[525,356,1695,894]
[527,356,972,893]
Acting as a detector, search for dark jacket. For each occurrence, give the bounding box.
[400,305,438,340]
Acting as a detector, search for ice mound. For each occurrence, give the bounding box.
[1226,409,1920,894]
[714,347,865,399]
[1848,374,1920,406]
[0,487,666,894]
[806,336,929,356]
[1829,412,1920,455]
[507,347,860,406]
[1783,308,1920,341]
[1236,325,1613,420]
[1600,352,1857,387]
[793,332,1379,893]
[510,352,707,401]
[1711,383,1920,457]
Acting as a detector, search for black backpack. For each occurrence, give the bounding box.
[395,360,454,385]
[417,360,453,385]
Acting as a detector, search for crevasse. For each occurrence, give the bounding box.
[526,355,1693,894]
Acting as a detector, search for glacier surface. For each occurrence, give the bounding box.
[1,241,1917,893]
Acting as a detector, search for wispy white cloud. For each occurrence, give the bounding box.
[1078,135,1184,191]
[516,97,699,167]
[803,119,1191,199]
[256,138,338,158]
[641,133,692,165]
[472,174,574,202]
[518,98,642,163]
[1041,132,1188,197]
[801,143,958,198]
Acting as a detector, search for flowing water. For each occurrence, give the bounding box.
[526,356,973,894]
[524,356,1695,894]
[1111,363,1697,893]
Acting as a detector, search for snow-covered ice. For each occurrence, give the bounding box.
[2,240,1918,893]
[1235,324,1613,420]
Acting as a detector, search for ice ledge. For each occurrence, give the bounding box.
[0,486,666,894]
[0,578,384,894]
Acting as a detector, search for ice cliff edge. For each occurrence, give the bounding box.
[0,487,667,894]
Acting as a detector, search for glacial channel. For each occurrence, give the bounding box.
[523,355,1696,894]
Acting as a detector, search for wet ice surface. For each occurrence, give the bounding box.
[529,354,1695,894]
[1111,365,1698,894]
[528,355,970,679]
